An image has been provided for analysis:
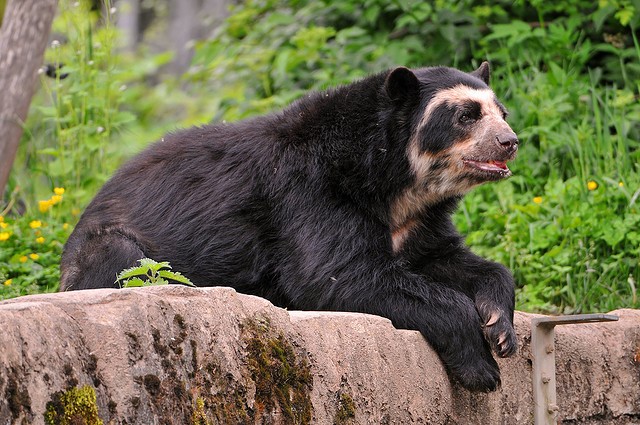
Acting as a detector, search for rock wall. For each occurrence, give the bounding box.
[0,286,638,424]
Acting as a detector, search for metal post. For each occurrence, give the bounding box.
[531,313,619,425]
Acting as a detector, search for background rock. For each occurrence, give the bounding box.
[0,286,638,424]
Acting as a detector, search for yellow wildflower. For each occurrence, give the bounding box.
[71,208,80,216]
[63,223,70,230]
[19,256,28,263]
[0,222,7,229]
[0,215,3,222]
[50,195,63,205]
[619,181,624,187]
[3,279,12,286]
[36,236,45,244]
[29,220,42,229]
[587,181,598,191]
[0,232,9,241]
[54,187,65,195]
[39,200,53,213]
[533,196,543,204]
[29,253,39,260]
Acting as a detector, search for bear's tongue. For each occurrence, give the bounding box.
[466,159,509,172]
[488,160,508,170]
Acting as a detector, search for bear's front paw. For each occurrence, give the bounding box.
[440,319,503,392]
[450,348,501,392]
[481,309,517,358]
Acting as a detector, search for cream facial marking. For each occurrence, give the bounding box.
[417,85,504,132]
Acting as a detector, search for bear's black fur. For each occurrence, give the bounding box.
[61,62,519,392]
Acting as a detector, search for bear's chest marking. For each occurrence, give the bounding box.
[390,218,418,254]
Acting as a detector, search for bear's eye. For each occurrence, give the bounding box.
[458,101,481,125]
[458,112,477,124]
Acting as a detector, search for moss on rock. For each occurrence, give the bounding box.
[191,396,210,425]
[244,318,313,424]
[44,385,102,425]
[334,392,356,424]
[187,317,313,424]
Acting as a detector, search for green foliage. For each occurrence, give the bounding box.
[2,0,130,297]
[187,0,639,121]
[457,175,640,313]
[2,0,639,313]
[115,258,195,288]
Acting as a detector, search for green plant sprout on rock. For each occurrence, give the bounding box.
[115,258,195,288]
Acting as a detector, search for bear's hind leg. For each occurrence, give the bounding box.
[60,230,146,291]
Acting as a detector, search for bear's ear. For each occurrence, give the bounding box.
[470,61,491,85]
[385,67,419,102]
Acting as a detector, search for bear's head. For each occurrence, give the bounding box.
[385,62,518,194]
[385,62,518,251]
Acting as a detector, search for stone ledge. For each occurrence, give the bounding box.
[0,286,638,424]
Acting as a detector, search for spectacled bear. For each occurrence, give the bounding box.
[60,62,519,392]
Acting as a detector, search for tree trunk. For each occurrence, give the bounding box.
[117,0,139,52]
[167,0,199,74]
[167,0,230,75]
[0,0,58,200]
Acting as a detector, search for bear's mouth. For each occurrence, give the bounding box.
[462,159,512,179]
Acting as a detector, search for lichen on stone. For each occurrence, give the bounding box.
[44,385,102,425]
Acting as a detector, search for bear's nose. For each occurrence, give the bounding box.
[495,132,519,152]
